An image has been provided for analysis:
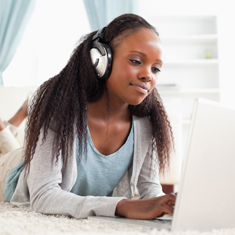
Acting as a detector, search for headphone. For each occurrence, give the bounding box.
[90,27,112,80]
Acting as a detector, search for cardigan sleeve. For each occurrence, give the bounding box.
[12,127,125,219]
[133,116,165,199]
[137,143,165,199]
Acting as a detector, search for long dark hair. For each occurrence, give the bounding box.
[24,14,173,174]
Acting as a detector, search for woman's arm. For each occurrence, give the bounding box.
[115,194,175,219]
[25,127,126,219]
[114,121,176,220]
[137,144,165,199]
[115,148,176,220]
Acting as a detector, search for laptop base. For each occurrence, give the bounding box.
[88,216,171,230]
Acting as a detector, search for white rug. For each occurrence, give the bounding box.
[1,202,235,235]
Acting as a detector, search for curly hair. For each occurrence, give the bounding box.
[24,13,174,175]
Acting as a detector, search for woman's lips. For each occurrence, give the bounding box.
[131,84,149,94]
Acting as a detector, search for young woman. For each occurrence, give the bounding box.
[2,13,175,220]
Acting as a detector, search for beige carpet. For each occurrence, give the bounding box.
[1,202,235,235]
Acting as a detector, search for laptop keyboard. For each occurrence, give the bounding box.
[154,214,173,222]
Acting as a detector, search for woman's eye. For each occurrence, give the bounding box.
[130,59,141,65]
[152,67,161,73]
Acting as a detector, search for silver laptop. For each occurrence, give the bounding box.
[89,99,235,231]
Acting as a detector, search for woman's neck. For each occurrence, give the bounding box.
[87,91,131,123]
[87,91,132,155]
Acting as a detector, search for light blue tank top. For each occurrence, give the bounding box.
[71,122,134,197]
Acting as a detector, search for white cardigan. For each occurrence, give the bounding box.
[11,115,164,219]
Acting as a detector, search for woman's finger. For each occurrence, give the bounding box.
[155,203,174,217]
[162,193,176,204]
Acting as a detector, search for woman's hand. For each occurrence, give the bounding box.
[115,194,176,220]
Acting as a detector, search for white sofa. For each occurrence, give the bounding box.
[0,86,182,188]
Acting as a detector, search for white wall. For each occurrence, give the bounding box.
[217,1,235,107]
[139,0,235,107]
[139,0,218,16]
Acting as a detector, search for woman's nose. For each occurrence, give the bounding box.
[138,67,152,82]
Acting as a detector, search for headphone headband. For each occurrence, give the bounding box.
[91,27,107,56]
[92,27,106,42]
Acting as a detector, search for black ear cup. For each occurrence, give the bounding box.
[90,27,112,80]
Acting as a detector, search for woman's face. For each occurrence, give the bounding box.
[106,28,163,106]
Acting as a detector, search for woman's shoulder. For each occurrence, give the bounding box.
[133,115,151,127]
[132,115,152,138]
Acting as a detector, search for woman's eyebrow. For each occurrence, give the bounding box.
[129,51,163,63]
[129,50,146,57]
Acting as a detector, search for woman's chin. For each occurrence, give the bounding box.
[127,98,146,106]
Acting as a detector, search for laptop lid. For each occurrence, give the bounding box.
[172,99,235,231]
